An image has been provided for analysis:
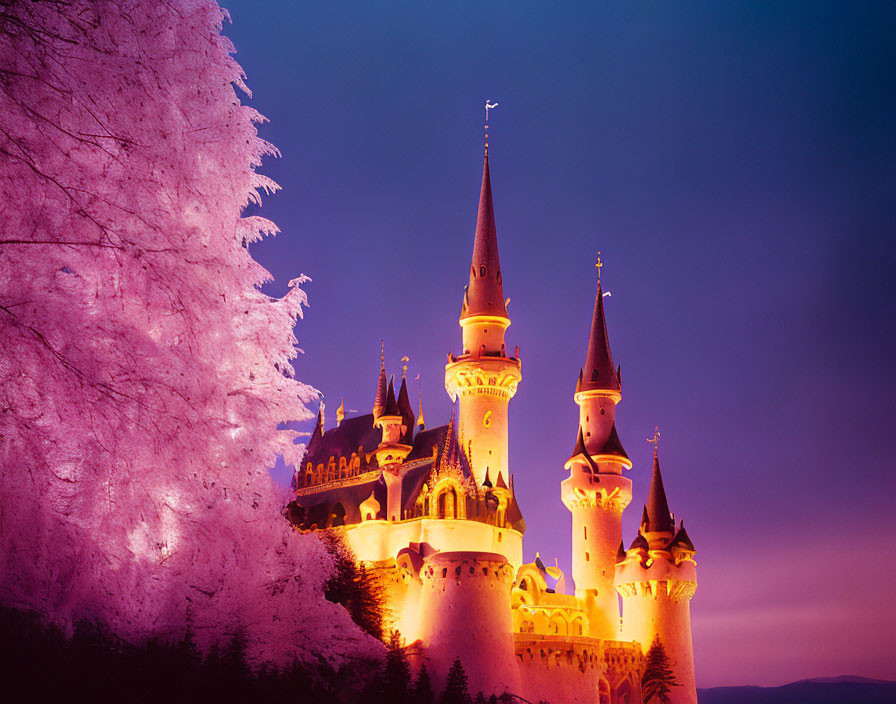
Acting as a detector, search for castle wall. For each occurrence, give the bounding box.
[515,635,606,704]
[343,517,522,570]
[418,552,520,697]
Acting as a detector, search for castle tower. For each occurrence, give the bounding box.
[445,152,522,487]
[413,551,520,696]
[560,272,633,639]
[616,445,698,704]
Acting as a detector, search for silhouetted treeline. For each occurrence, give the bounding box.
[0,604,366,703]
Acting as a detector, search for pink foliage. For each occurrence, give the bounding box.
[0,0,379,667]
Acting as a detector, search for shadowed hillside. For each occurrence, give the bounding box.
[698,676,896,704]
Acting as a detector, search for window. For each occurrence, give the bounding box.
[585,551,590,562]
[584,526,588,540]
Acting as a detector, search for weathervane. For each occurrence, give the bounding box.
[647,426,661,456]
[595,251,603,284]
[484,99,499,155]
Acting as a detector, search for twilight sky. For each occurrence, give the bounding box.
[223,1,895,688]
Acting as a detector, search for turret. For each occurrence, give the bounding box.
[560,263,633,639]
[374,377,411,464]
[445,151,522,488]
[616,444,698,704]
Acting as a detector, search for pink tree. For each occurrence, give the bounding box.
[0,0,378,666]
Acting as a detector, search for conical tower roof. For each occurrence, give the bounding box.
[670,522,696,551]
[566,426,599,473]
[372,345,387,417]
[644,447,674,534]
[577,282,620,393]
[308,405,324,449]
[461,153,508,321]
[383,376,399,417]
[397,374,415,443]
[616,540,627,563]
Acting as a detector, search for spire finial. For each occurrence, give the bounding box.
[380,339,385,366]
[401,355,409,380]
[595,251,603,285]
[647,425,661,458]
[415,373,425,428]
[484,99,499,156]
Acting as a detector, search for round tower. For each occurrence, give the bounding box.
[417,551,520,696]
[561,271,632,639]
[615,446,698,704]
[445,153,521,488]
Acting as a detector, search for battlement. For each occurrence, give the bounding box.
[421,551,514,586]
[616,579,697,603]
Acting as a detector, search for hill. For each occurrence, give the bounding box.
[698,676,896,704]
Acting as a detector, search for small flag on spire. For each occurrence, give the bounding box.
[336,396,344,427]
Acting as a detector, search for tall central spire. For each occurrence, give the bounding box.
[578,280,620,393]
[460,153,508,321]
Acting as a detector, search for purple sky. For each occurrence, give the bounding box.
[223,1,895,687]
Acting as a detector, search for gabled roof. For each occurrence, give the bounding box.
[644,447,674,534]
[461,153,508,321]
[577,282,620,393]
[302,413,382,469]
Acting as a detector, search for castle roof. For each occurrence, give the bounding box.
[309,406,324,447]
[644,447,674,534]
[597,423,629,463]
[577,281,621,393]
[382,376,400,417]
[567,423,629,470]
[373,356,387,417]
[461,153,508,321]
[482,468,493,488]
[669,522,696,552]
[629,532,649,552]
[303,412,382,469]
[566,426,599,473]
[616,540,627,563]
[397,375,415,443]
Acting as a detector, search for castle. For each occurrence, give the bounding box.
[287,147,698,704]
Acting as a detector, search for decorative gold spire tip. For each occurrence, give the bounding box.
[647,425,661,456]
[595,251,603,284]
[484,99,499,155]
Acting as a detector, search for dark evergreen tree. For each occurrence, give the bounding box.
[473,692,487,704]
[319,531,387,641]
[440,658,471,704]
[384,630,412,702]
[641,635,680,703]
[413,663,436,704]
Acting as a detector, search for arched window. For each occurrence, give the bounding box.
[438,486,457,519]
[329,502,346,528]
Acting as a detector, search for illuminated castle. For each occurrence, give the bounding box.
[287,147,698,704]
